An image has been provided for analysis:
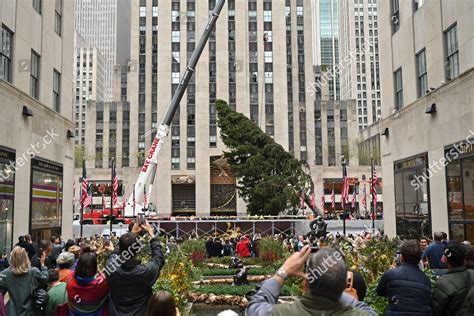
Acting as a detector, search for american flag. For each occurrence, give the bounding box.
[321,189,325,212]
[361,185,367,209]
[371,162,378,208]
[81,161,88,206]
[83,184,93,208]
[351,185,357,209]
[331,184,335,209]
[132,187,136,209]
[112,160,118,208]
[310,192,316,209]
[341,164,349,208]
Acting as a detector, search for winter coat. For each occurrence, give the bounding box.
[0,266,48,316]
[105,237,165,316]
[66,273,109,316]
[376,263,432,315]
[236,239,251,257]
[432,267,474,316]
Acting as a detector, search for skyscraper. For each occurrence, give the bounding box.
[74,0,131,101]
[338,0,381,130]
[312,0,340,101]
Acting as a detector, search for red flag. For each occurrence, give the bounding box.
[310,192,316,209]
[341,164,349,208]
[81,161,88,206]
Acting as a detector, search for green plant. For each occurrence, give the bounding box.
[201,267,273,276]
[153,250,194,310]
[364,277,388,315]
[194,284,301,297]
[258,238,289,263]
[180,239,207,265]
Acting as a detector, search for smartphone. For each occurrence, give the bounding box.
[103,235,110,246]
[138,213,145,225]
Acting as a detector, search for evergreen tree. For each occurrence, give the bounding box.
[216,100,314,215]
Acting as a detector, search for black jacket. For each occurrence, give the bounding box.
[105,237,165,316]
[376,263,432,315]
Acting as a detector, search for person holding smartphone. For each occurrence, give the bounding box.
[104,216,165,316]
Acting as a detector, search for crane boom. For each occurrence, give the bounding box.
[125,0,226,216]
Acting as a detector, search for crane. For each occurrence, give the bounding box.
[124,0,226,217]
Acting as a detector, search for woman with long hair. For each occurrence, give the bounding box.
[145,291,180,316]
[0,246,49,315]
[66,252,109,315]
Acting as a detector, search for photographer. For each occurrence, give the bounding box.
[247,245,376,315]
[104,216,165,316]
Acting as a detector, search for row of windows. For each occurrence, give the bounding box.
[394,24,459,111]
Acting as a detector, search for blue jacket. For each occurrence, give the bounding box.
[376,263,431,315]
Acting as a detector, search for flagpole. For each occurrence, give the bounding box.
[80,160,84,238]
[342,159,346,236]
[371,157,375,234]
[364,182,367,217]
[110,158,114,235]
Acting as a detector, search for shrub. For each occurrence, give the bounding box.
[201,267,273,276]
[180,239,207,265]
[258,238,289,263]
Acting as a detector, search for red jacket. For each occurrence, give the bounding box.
[236,239,251,257]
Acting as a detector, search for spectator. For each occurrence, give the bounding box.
[0,246,48,315]
[145,291,180,316]
[56,252,75,282]
[65,239,76,252]
[68,245,82,270]
[49,236,65,268]
[235,236,251,258]
[212,238,223,257]
[19,234,36,260]
[44,269,67,316]
[422,232,447,274]
[66,252,109,315]
[205,237,214,258]
[31,239,54,270]
[223,239,234,257]
[351,270,367,301]
[297,235,305,252]
[0,253,9,272]
[105,219,165,316]
[247,246,376,315]
[432,241,474,316]
[166,237,179,254]
[376,240,432,315]
[465,245,474,269]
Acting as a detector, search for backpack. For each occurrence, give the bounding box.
[344,271,359,300]
[30,270,49,311]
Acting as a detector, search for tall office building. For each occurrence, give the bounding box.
[74,32,105,146]
[312,0,340,100]
[74,0,131,101]
[338,0,381,130]
[376,0,474,241]
[0,0,75,251]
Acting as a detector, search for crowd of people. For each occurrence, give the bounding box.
[0,220,177,316]
[0,223,473,315]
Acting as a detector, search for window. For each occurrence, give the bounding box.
[264,51,273,63]
[30,51,40,99]
[33,0,42,13]
[394,68,403,110]
[140,6,146,17]
[53,70,60,112]
[0,26,13,82]
[445,24,459,80]
[391,0,400,33]
[55,0,63,36]
[416,49,428,97]
[172,31,180,43]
